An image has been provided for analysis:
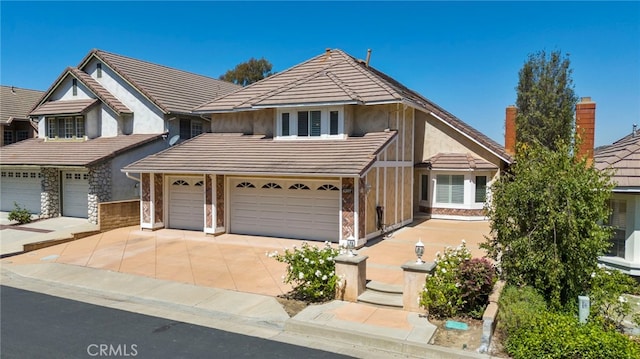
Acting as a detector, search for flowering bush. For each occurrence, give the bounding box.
[459,257,497,318]
[268,241,341,302]
[419,241,471,318]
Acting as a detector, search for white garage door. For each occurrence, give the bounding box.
[168,177,204,231]
[62,171,89,218]
[230,179,340,242]
[0,170,41,213]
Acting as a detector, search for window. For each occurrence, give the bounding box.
[16,130,29,141]
[97,63,102,78]
[262,182,282,189]
[236,182,255,188]
[475,176,487,202]
[72,79,77,96]
[277,107,343,138]
[3,131,13,145]
[330,111,339,135]
[46,116,85,139]
[420,174,429,201]
[607,200,627,258]
[173,180,188,186]
[436,175,464,204]
[289,183,310,190]
[281,113,290,136]
[180,119,204,139]
[318,184,339,191]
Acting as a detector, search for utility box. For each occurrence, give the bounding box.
[578,295,590,324]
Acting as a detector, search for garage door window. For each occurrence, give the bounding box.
[289,183,310,190]
[318,184,339,191]
[262,182,282,189]
[237,182,255,188]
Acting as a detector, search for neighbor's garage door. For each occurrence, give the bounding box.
[0,170,41,213]
[62,171,89,218]
[230,179,340,242]
[168,177,204,231]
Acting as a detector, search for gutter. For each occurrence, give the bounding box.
[125,172,140,182]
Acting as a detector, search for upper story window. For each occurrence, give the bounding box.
[276,107,344,139]
[96,63,102,78]
[72,79,78,96]
[46,116,85,139]
[180,118,204,139]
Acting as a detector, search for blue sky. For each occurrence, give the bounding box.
[1,1,638,147]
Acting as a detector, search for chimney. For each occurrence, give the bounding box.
[575,97,595,166]
[505,105,517,156]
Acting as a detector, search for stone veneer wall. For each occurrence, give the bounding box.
[88,161,112,224]
[341,178,355,239]
[419,206,485,217]
[41,167,60,218]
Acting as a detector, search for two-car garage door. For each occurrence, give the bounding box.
[230,179,340,242]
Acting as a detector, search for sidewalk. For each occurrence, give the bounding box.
[0,219,492,358]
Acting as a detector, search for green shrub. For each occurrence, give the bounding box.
[8,202,32,224]
[497,285,547,337]
[419,241,471,318]
[506,310,640,359]
[269,241,341,302]
[589,265,640,331]
[459,257,497,318]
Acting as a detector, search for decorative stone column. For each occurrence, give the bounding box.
[88,161,112,224]
[334,254,368,302]
[401,261,435,312]
[40,167,60,218]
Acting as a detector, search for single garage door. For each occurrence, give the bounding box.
[230,179,340,242]
[0,170,41,213]
[168,177,204,231]
[62,171,89,218]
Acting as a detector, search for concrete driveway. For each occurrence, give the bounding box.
[1,218,491,296]
[0,212,98,256]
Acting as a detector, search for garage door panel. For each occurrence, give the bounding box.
[168,177,204,231]
[0,171,41,213]
[230,180,339,242]
[62,172,88,218]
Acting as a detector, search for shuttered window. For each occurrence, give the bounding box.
[436,175,464,204]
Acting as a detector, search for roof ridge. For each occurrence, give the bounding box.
[325,70,362,102]
[67,67,132,115]
[243,60,348,107]
[338,50,400,100]
[194,51,334,111]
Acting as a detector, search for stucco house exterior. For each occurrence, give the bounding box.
[596,128,640,275]
[0,85,43,146]
[123,49,511,246]
[0,49,239,222]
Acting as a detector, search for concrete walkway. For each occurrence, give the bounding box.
[0,219,492,358]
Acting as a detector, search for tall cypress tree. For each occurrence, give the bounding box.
[515,51,578,152]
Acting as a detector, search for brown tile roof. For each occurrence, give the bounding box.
[194,49,511,164]
[78,49,241,114]
[30,99,98,117]
[0,86,44,124]
[595,132,640,188]
[123,131,397,177]
[0,134,163,167]
[418,153,498,170]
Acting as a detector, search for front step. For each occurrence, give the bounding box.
[357,280,403,308]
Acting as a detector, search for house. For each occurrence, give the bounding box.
[123,49,511,246]
[595,127,640,275]
[0,49,240,222]
[0,85,44,146]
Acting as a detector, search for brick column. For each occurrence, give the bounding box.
[505,105,517,156]
[576,97,596,166]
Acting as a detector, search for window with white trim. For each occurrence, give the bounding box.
[277,107,344,139]
[607,199,627,258]
[436,174,464,204]
[3,131,13,145]
[46,116,85,139]
[180,119,204,139]
[475,176,487,202]
[420,174,429,201]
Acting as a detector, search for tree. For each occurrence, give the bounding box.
[515,50,578,151]
[219,57,273,86]
[482,142,614,310]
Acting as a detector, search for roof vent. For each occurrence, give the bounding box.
[365,49,372,67]
[634,124,638,137]
[324,48,331,61]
